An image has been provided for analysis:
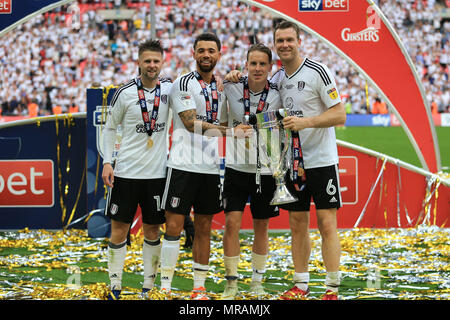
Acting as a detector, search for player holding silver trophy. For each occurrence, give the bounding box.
[247,108,302,206]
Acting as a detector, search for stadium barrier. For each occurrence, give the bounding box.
[215,140,450,229]
[3,112,450,127]
[0,87,448,232]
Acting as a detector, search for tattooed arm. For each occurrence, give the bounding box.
[178,109,252,137]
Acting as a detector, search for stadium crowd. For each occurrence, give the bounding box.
[0,0,448,118]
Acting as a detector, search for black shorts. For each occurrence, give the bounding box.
[161,167,223,216]
[105,176,166,225]
[280,164,342,212]
[223,167,279,219]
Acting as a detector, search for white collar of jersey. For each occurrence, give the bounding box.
[284,57,307,79]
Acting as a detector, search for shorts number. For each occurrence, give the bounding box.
[326,179,336,195]
[153,195,161,211]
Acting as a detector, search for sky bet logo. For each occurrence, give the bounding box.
[0,0,11,14]
[0,160,54,207]
[299,0,349,12]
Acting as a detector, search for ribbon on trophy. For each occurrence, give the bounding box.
[243,77,270,193]
[291,131,306,192]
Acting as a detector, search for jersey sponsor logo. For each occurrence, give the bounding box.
[198,91,223,101]
[284,97,303,117]
[284,98,304,117]
[232,119,242,127]
[341,27,380,42]
[327,87,338,99]
[284,97,294,109]
[196,114,220,125]
[299,0,348,12]
[237,98,270,109]
[0,0,11,14]
[135,98,165,106]
[288,110,303,117]
[0,160,54,207]
[136,122,166,133]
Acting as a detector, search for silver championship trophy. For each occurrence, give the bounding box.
[248,109,298,205]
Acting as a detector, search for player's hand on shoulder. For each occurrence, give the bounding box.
[224,70,243,83]
[215,75,224,92]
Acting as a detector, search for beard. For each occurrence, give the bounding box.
[141,70,158,82]
[197,59,217,73]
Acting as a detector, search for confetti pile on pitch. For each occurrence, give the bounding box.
[0,226,448,300]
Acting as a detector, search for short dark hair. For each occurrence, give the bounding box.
[193,32,221,51]
[273,20,301,41]
[247,43,272,64]
[138,39,164,57]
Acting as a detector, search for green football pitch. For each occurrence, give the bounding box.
[0,227,448,300]
[335,126,450,171]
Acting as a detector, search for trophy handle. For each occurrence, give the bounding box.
[273,120,291,177]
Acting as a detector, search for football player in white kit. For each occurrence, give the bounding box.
[221,43,282,299]
[159,33,251,300]
[101,40,172,300]
[272,21,346,300]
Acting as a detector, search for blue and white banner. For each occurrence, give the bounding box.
[0,114,86,229]
[345,114,391,127]
[86,88,117,218]
[0,0,73,36]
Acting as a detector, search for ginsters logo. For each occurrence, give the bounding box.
[341,27,379,42]
[341,6,381,42]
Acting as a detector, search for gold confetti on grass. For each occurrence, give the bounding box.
[0,226,448,300]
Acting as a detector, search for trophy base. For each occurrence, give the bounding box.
[270,185,298,206]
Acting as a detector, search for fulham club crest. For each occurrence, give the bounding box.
[110,203,119,215]
[298,81,306,91]
[170,197,180,208]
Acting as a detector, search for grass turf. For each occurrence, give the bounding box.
[335,126,450,171]
[0,228,448,300]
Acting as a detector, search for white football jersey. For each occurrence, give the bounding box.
[168,71,227,174]
[103,78,172,179]
[223,77,282,174]
[271,57,341,169]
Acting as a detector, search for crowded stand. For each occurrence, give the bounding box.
[0,0,448,120]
